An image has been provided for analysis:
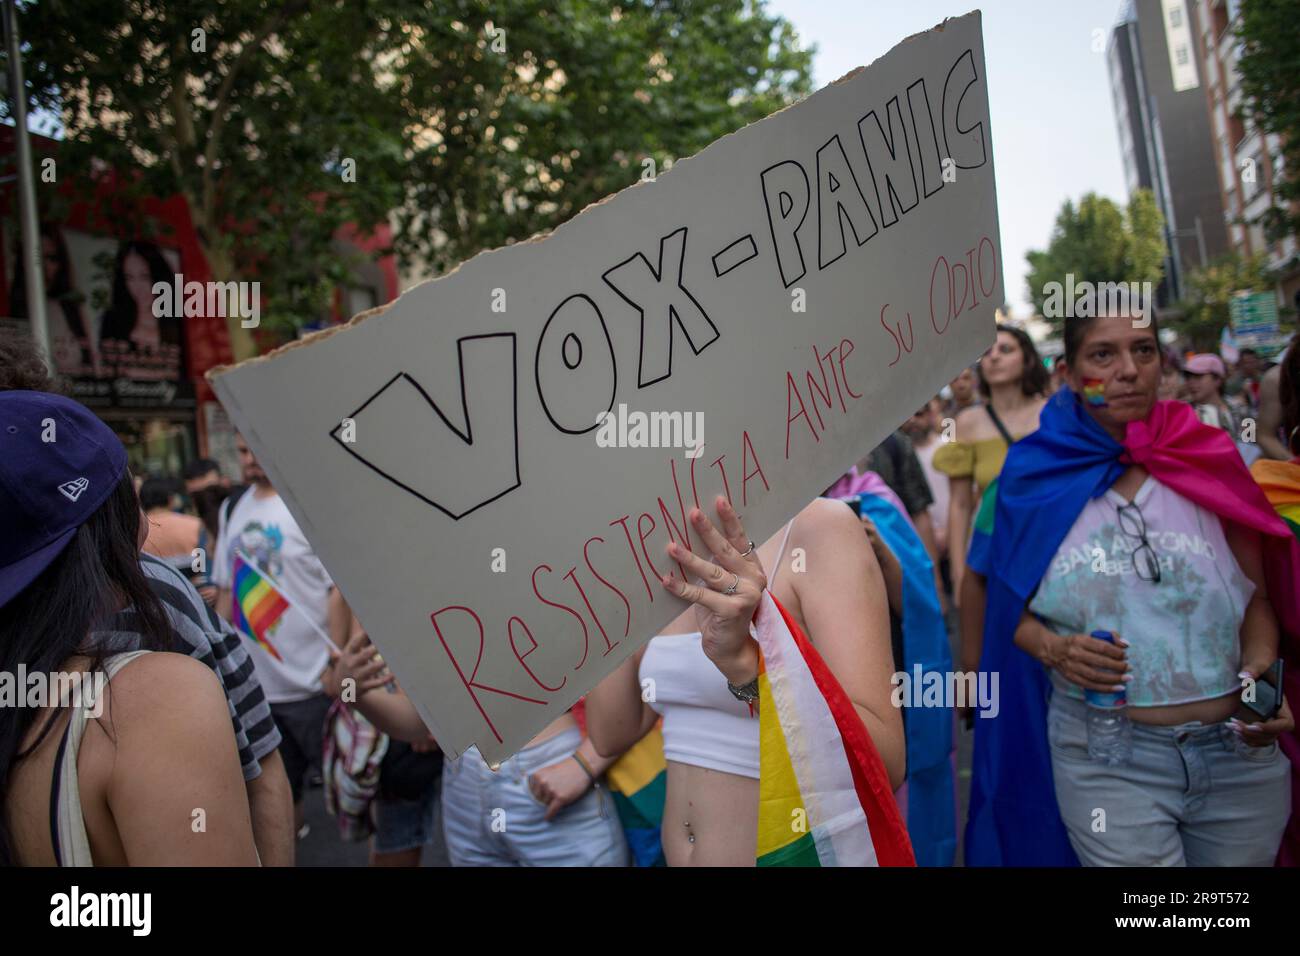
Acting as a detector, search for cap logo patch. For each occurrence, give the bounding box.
[58,478,89,502]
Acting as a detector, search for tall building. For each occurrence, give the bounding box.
[1192,0,1300,311]
[1107,0,1229,305]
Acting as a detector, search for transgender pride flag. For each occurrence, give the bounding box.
[755,590,914,867]
[230,552,288,661]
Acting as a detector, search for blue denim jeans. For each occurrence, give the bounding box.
[441,727,630,867]
[1048,692,1290,866]
[372,775,441,855]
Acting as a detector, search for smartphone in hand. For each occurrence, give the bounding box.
[1243,659,1285,721]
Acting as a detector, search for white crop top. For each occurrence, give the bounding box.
[639,632,760,778]
[636,521,795,779]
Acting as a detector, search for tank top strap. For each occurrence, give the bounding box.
[768,519,796,588]
[50,650,152,866]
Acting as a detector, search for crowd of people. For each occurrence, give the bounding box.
[1,311,1297,867]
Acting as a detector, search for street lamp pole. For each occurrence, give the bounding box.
[2,0,50,360]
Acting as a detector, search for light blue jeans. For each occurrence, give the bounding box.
[441,727,630,867]
[1049,692,1290,866]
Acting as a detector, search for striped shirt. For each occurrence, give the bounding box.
[101,553,281,780]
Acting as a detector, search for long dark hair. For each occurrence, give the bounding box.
[0,475,173,866]
[97,240,177,345]
[1281,333,1300,456]
[978,324,1051,398]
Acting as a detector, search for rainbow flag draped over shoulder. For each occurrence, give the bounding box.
[230,552,287,661]
[755,590,915,866]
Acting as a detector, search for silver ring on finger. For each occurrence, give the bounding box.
[739,540,756,557]
[723,573,740,595]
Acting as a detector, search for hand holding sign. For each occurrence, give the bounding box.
[326,631,391,698]
[661,496,766,685]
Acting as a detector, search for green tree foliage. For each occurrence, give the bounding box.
[5,0,813,348]
[1024,190,1166,330]
[1174,252,1284,352]
[1235,0,1300,246]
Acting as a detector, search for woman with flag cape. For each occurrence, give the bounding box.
[587,495,915,866]
[964,313,1299,867]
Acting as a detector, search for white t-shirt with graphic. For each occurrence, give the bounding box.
[1029,476,1253,708]
[214,489,334,703]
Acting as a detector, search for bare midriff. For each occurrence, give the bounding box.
[1127,690,1239,727]
[660,761,759,866]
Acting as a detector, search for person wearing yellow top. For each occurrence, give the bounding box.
[932,433,1016,498]
[933,325,1049,680]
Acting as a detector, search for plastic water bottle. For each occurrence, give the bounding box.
[1084,630,1131,766]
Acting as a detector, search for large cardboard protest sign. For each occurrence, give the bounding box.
[210,11,1001,765]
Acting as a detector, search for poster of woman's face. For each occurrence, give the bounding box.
[7,223,95,377]
[97,238,187,383]
[5,226,189,404]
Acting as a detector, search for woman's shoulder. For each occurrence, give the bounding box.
[93,651,226,735]
[954,403,997,442]
[795,496,859,537]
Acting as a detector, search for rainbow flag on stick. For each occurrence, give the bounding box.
[755,590,915,867]
[231,552,288,661]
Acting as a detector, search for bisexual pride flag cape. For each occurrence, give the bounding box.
[965,390,1300,866]
[230,551,288,661]
[755,590,915,866]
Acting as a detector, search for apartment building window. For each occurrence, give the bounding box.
[1249,221,1268,256]
[1228,113,1246,150]
[1169,6,1183,27]
[1212,2,1230,38]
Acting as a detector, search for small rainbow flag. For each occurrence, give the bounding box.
[1081,377,1107,407]
[231,552,287,661]
[755,590,914,866]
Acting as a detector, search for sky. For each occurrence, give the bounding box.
[765,0,1131,317]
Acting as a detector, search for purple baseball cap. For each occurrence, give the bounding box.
[0,391,129,609]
